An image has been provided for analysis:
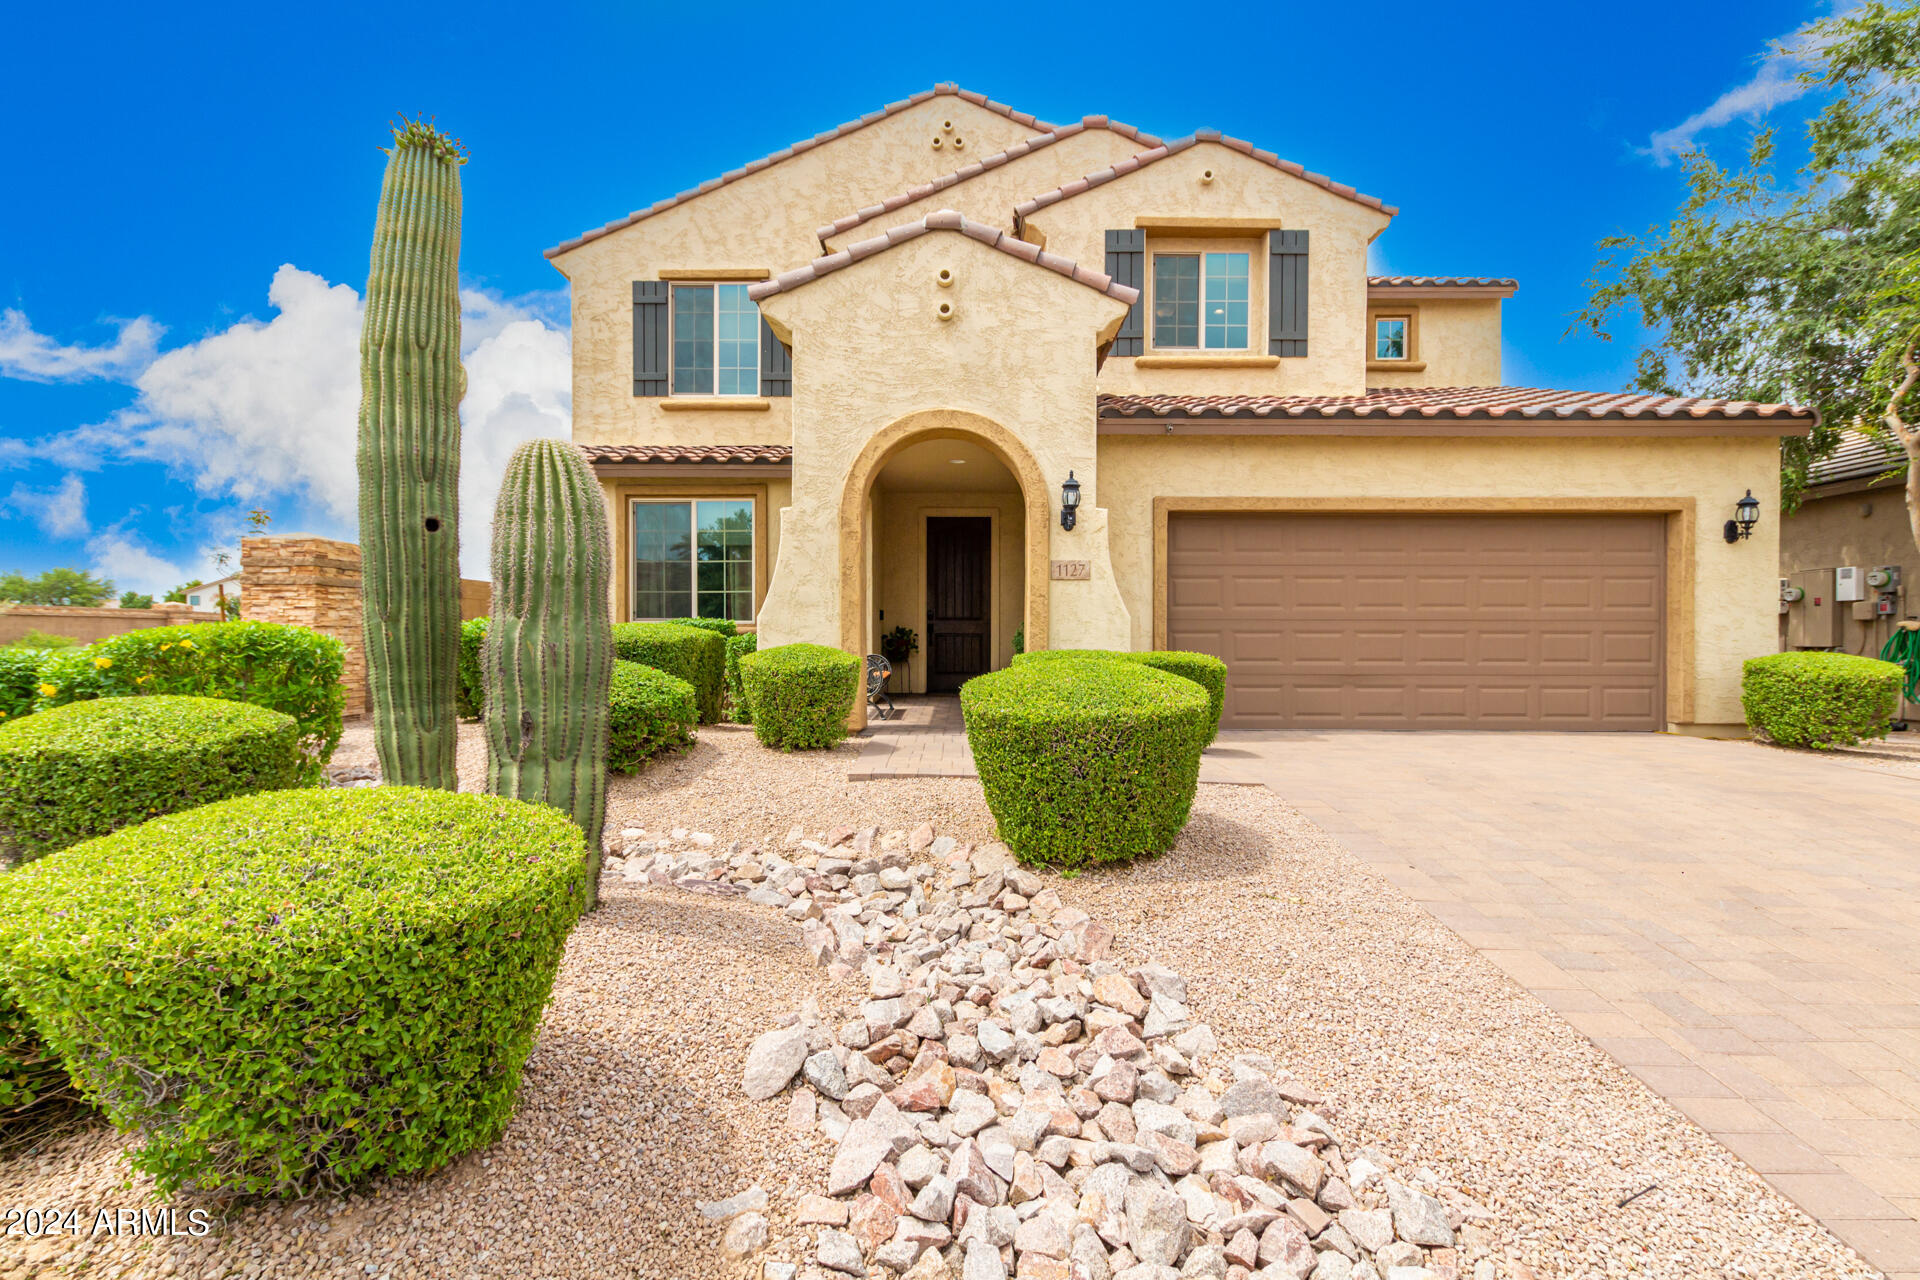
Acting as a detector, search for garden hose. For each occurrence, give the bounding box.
[1880,624,1920,703]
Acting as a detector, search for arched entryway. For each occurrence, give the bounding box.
[840,411,1050,708]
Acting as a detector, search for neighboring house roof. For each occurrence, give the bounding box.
[1808,428,1909,488]
[748,210,1142,305]
[1368,276,1516,289]
[1012,132,1398,230]
[578,444,793,465]
[545,85,1053,259]
[814,117,1164,245]
[1098,387,1818,425]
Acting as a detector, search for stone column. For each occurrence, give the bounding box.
[240,535,367,718]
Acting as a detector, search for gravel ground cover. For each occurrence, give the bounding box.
[1741,728,1920,779]
[0,721,1881,1279]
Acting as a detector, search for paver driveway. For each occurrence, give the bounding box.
[1217,730,1920,1278]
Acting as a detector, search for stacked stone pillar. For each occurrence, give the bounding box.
[240,535,368,718]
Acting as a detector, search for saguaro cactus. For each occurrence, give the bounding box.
[357,118,465,790]
[484,440,614,908]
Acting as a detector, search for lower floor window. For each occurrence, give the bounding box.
[631,498,754,621]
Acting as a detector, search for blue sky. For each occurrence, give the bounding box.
[0,0,1837,594]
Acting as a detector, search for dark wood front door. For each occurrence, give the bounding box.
[926,516,991,692]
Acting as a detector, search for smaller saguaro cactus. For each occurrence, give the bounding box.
[484,440,614,908]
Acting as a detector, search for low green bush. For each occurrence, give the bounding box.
[666,616,737,637]
[608,661,697,772]
[0,989,66,1113]
[1013,648,1228,740]
[740,643,859,750]
[0,648,43,724]
[962,659,1209,867]
[30,621,345,782]
[1742,651,1905,749]
[612,622,725,724]
[0,696,303,863]
[0,787,588,1195]
[726,632,759,723]
[6,629,79,650]
[458,617,490,719]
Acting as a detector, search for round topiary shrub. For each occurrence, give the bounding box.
[612,622,726,724]
[1742,651,1905,749]
[0,989,66,1113]
[0,787,588,1195]
[1013,648,1228,740]
[0,695,303,864]
[962,658,1210,867]
[726,632,759,723]
[740,643,860,750]
[608,660,698,772]
[0,648,45,725]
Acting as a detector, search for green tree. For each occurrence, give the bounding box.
[164,579,203,604]
[1580,2,1920,550]
[119,590,155,610]
[0,568,116,606]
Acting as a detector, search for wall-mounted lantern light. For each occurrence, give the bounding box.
[1060,472,1081,531]
[1724,489,1761,544]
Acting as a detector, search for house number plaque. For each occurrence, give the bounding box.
[1050,560,1091,580]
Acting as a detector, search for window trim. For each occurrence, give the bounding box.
[670,282,761,397]
[626,495,758,623]
[1365,306,1424,371]
[1373,315,1410,361]
[1150,250,1252,351]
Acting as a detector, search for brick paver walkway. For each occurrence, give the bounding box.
[1217,730,1920,1279]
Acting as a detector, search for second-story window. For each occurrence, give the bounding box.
[1152,252,1249,350]
[1374,316,1410,361]
[672,283,759,395]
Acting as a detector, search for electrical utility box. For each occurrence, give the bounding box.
[1788,568,1842,648]
[1836,566,1866,602]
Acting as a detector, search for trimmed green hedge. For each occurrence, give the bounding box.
[612,622,725,724]
[726,632,759,723]
[1014,648,1228,740]
[0,696,303,864]
[608,661,697,772]
[1742,651,1905,749]
[739,643,859,750]
[30,621,344,783]
[665,617,737,637]
[0,648,43,724]
[0,787,587,1195]
[1,990,65,1113]
[962,659,1209,867]
[457,617,489,719]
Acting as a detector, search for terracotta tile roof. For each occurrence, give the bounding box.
[545,85,1053,260]
[1808,428,1908,487]
[578,443,792,465]
[748,210,1141,305]
[813,117,1164,245]
[1013,132,1398,229]
[1369,276,1517,291]
[1098,387,1818,424]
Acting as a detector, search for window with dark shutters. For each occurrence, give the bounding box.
[1105,229,1145,356]
[1267,230,1309,358]
[632,281,670,395]
[759,316,791,397]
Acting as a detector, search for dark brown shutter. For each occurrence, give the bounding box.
[1268,230,1309,358]
[1105,229,1145,356]
[759,314,791,397]
[632,281,670,395]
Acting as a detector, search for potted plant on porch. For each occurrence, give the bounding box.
[880,626,917,692]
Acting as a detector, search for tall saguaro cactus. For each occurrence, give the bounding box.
[484,440,615,909]
[357,118,466,790]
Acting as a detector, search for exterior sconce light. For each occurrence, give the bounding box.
[1724,489,1761,543]
[1060,471,1081,531]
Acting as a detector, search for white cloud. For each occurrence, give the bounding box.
[0,309,164,382]
[47,265,571,578]
[1641,11,1850,164]
[84,528,189,597]
[3,472,88,538]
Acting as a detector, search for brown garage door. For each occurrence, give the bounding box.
[1167,511,1664,730]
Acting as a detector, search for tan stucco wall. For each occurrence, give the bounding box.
[555,97,1046,451]
[1021,141,1392,399]
[1781,481,1918,715]
[821,127,1149,251]
[873,489,1027,692]
[1097,432,1786,729]
[1366,298,1503,388]
[753,230,1133,662]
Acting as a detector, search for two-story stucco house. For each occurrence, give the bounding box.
[546,84,1815,733]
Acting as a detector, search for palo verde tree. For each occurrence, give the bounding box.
[1580,2,1920,550]
[357,119,467,789]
